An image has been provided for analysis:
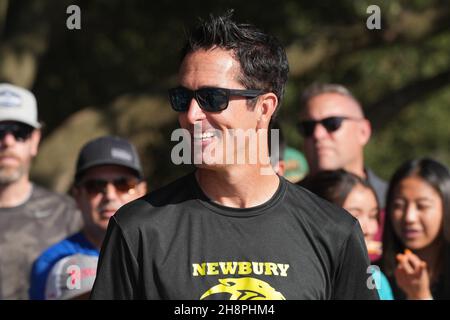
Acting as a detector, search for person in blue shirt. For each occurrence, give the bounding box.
[303,169,394,300]
[29,136,147,300]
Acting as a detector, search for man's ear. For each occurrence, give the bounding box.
[256,93,278,129]
[358,119,372,147]
[137,181,148,196]
[30,129,41,157]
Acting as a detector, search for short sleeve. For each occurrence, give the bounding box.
[90,217,140,299]
[332,222,380,300]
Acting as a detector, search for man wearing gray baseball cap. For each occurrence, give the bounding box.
[0,83,83,299]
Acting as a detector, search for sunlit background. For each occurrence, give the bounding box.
[0,0,448,192]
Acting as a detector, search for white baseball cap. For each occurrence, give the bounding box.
[45,254,98,300]
[0,83,41,128]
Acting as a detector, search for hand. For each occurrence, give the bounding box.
[395,249,432,300]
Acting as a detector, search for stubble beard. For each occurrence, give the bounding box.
[0,164,27,185]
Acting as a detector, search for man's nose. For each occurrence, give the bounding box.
[312,122,329,140]
[0,132,17,148]
[102,183,120,200]
[185,98,207,125]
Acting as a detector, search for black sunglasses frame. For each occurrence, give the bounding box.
[297,116,362,138]
[168,86,266,112]
[0,123,34,142]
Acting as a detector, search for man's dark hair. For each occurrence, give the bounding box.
[181,10,289,111]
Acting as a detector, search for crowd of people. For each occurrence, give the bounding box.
[0,12,449,300]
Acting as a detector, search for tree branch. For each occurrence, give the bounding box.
[366,69,450,131]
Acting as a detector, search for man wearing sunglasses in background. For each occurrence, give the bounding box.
[0,83,83,299]
[297,83,387,261]
[29,136,147,299]
[91,12,378,300]
[298,83,387,207]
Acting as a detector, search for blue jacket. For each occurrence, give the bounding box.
[29,232,99,300]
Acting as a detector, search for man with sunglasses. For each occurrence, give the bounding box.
[298,83,388,262]
[298,83,387,207]
[29,136,147,299]
[0,83,83,299]
[91,13,378,300]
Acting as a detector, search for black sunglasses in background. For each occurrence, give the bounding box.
[77,177,140,196]
[297,116,363,138]
[0,123,34,142]
[168,86,266,112]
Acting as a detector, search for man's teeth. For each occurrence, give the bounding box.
[194,132,215,139]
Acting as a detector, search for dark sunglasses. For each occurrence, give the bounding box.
[168,86,265,112]
[0,123,34,142]
[77,177,140,196]
[297,116,362,138]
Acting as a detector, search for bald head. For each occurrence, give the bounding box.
[301,92,364,119]
[300,83,364,118]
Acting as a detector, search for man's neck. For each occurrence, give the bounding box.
[344,156,366,179]
[0,176,33,208]
[82,229,104,251]
[345,166,366,179]
[195,164,280,208]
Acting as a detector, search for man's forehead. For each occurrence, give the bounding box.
[301,93,364,118]
[178,48,240,85]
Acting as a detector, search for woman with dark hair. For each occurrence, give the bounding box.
[381,158,450,299]
[305,169,393,300]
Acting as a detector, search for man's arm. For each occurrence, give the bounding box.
[90,216,140,300]
[332,222,380,300]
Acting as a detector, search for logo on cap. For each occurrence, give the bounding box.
[0,89,22,108]
[111,148,133,162]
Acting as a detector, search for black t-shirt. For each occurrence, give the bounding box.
[91,172,379,300]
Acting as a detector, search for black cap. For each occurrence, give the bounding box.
[75,136,143,180]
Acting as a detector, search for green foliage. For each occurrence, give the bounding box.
[1,0,448,189]
[365,86,450,180]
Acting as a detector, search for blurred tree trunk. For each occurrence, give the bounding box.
[0,0,51,88]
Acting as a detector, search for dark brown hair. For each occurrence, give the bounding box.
[304,169,379,210]
[180,10,289,112]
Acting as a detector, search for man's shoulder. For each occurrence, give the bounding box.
[365,168,387,188]
[33,233,83,268]
[365,168,388,207]
[30,184,77,209]
[146,171,197,205]
[113,172,196,228]
[287,180,353,220]
[286,179,358,235]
